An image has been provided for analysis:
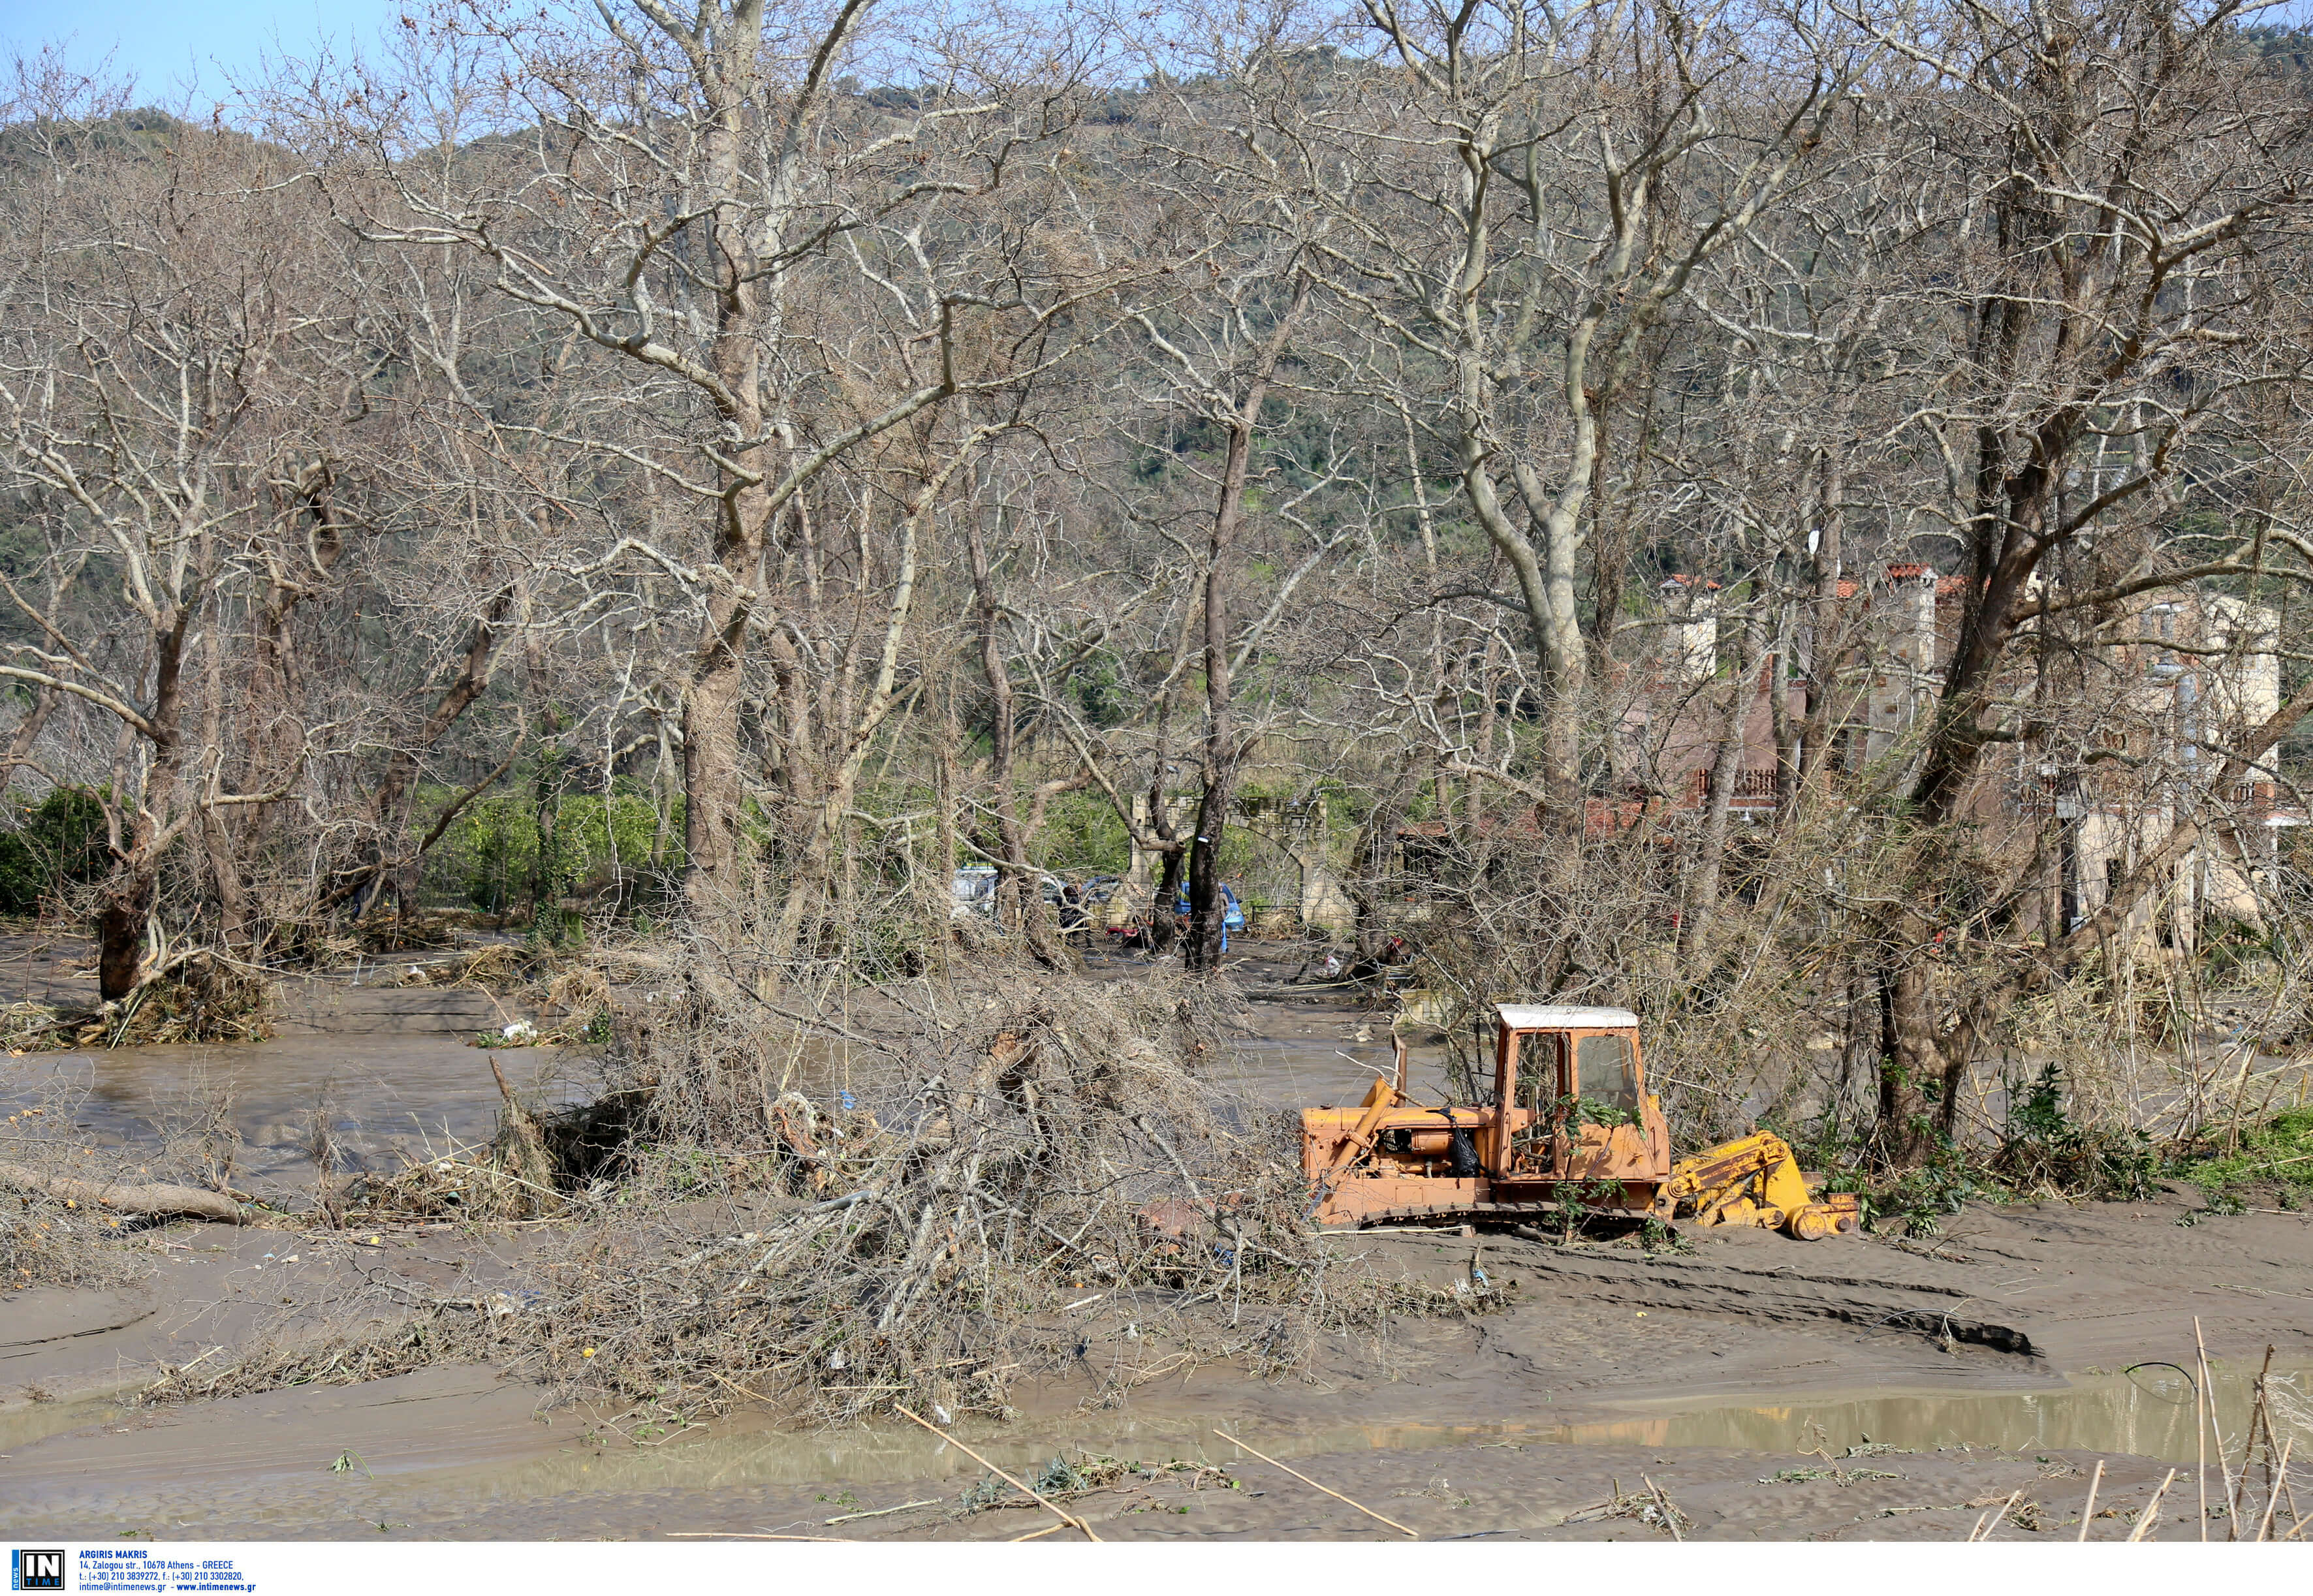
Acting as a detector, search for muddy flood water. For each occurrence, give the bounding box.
[6,938,2312,1540]
[4,948,1438,1188]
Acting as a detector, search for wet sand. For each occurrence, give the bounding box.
[6,1187,2306,1541]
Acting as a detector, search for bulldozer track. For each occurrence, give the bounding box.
[1493,1243,2039,1356]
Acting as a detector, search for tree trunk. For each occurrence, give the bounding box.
[1680,623,1763,971]
[1344,758,1420,960]
[1874,948,1942,1169]
[1151,842,1186,956]
[680,13,778,929]
[1186,274,1308,973]
[197,618,250,951]
[966,499,1062,968]
[0,687,59,800]
[95,611,191,1002]
[0,1161,251,1225]
[1459,436,1588,814]
[933,672,962,957]
[1181,409,1251,974]
[321,583,516,917]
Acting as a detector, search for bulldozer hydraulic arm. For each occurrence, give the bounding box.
[1652,1132,1859,1241]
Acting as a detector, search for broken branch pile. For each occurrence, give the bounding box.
[504,970,1336,1430]
[1,952,274,1052]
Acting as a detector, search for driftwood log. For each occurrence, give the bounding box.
[0,1161,254,1224]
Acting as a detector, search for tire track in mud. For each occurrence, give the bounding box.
[1495,1245,2039,1356]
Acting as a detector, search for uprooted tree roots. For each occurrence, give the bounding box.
[143,969,1495,1431]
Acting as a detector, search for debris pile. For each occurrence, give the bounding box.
[2,954,274,1052]
[508,970,1331,1432]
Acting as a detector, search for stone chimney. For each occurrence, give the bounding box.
[1864,564,1938,765]
[1660,575,1720,680]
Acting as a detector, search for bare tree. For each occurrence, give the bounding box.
[317,1,1101,952]
[1316,0,1874,812]
[0,111,352,996]
[1846,0,2313,1160]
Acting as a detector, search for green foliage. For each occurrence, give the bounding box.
[0,787,111,915]
[2004,1063,2069,1146]
[1868,1142,1987,1237]
[1990,1063,2159,1200]
[1784,1065,2158,1228]
[1203,817,1257,883]
[1640,1217,1692,1254]
[1557,1176,1628,1242]
[2235,25,2313,82]
[425,780,676,918]
[1031,788,1128,876]
[1310,779,1376,836]
[1564,1094,1639,1130]
[1065,649,1130,728]
[2197,918,2282,984]
[2174,1106,2313,1210]
[0,108,191,176]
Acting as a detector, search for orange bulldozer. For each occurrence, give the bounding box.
[1302,1003,1860,1240]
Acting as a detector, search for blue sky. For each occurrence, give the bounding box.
[9,0,2312,112]
[3,0,406,106]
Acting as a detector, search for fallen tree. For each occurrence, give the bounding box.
[0,1161,255,1225]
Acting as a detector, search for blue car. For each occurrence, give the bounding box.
[1176,883,1247,949]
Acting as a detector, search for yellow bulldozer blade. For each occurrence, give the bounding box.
[1651,1131,1860,1240]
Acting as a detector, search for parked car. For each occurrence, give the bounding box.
[1174,882,1248,943]
[950,864,999,919]
[951,864,1069,920]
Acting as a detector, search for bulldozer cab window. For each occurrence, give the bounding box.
[1576,1033,1639,1112]
[1515,1032,1566,1114]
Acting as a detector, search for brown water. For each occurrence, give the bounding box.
[9,1358,2291,1534]
[443,1360,2308,1486]
[0,961,597,1184]
[493,1360,2300,1488]
[1552,1361,2306,1466]
[5,1033,585,1185]
[2,960,1429,1186]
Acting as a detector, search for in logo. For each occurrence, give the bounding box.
[10,1550,63,1592]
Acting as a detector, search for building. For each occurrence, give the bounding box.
[1637,562,2299,947]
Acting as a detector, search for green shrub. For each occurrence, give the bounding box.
[2175,1106,2313,1210]
[1869,1142,1987,1236]
[424,781,678,918]
[0,787,111,916]
[1031,788,1129,877]
[1989,1063,2159,1200]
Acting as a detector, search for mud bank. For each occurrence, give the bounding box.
[3,1184,2306,1540]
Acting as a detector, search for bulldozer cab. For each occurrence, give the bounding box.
[1489,1004,1669,1183]
[1298,999,1855,1236]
